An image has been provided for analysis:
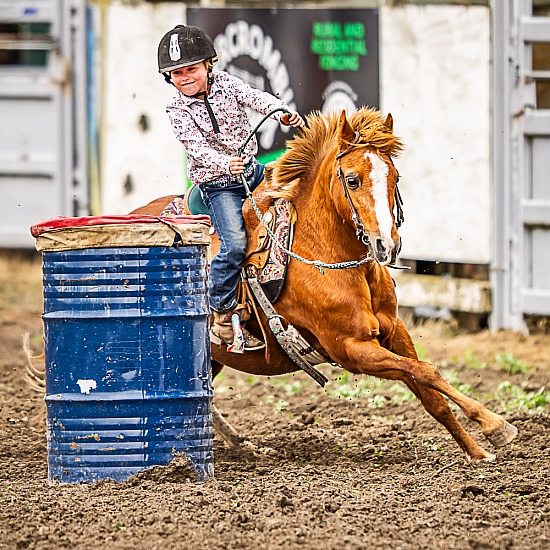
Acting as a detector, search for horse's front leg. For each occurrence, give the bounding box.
[211,403,244,448]
[333,334,517,458]
[388,319,496,461]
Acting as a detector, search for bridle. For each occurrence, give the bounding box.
[336,132,405,251]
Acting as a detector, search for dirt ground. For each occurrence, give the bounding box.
[0,251,548,550]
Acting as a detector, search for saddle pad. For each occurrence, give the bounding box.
[161,186,210,217]
[257,198,294,303]
[161,196,187,217]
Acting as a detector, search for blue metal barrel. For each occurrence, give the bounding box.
[41,243,213,483]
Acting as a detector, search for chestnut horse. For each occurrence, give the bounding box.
[133,108,517,462]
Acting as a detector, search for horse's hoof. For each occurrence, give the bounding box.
[468,452,496,464]
[485,421,518,447]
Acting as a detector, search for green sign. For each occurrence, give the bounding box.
[310,22,368,71]
[188,8,379,157]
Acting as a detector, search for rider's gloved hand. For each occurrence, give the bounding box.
[281,111,305,128]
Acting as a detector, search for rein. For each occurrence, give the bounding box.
[242,178,373,274]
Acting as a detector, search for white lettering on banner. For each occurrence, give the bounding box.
[260,36,274,68]
[214,20,297,150]
[237,21,249,53]
[249,25,263,59]
[228,21,240,55]
[280,88,295,105]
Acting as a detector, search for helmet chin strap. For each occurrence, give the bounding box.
[192,72,220,134]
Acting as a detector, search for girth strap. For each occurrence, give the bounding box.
[246,276,329,388]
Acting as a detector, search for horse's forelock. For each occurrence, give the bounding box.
[349,109,404,157]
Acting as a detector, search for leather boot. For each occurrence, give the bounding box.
[210,311,265,351]
[210,311,234,345]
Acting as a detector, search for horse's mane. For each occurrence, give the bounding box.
[269,107,404,200]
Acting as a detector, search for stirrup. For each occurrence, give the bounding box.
[209,326,265,352]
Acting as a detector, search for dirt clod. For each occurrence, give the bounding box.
[125,453,199,484]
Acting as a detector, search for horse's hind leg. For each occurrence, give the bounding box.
[210,360,245,449]
[211,403,244,449]
[405,358,518,448]
[390,320,496,462]
[404,379,496,462]
[210,359,264,456]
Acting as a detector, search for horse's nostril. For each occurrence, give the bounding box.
[374,238,389,263]
[375,238,386,256]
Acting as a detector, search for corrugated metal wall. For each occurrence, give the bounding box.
[0,0,88,248]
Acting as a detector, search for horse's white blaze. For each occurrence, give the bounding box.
[364,152,394,250]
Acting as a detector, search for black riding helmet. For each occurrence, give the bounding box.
[158,25,217,83]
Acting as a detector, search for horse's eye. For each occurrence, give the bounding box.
[345,174,361,190]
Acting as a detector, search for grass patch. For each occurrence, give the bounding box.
[268,377,307,396]
[265,395,290,413]
[326,371,415,408]
[213,355,547,414]
[412,341,430,362]
[457,348,489,370]
[494,381,549,412]
[495,353,531,375]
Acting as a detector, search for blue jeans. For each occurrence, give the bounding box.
[200,163,265,312]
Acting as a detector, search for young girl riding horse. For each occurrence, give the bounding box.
[157,24,305,351]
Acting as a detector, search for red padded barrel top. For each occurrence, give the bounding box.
[30,214,211,237]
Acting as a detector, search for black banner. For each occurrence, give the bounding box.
[187,8,379,161]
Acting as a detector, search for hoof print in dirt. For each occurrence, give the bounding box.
[461,485,485,498]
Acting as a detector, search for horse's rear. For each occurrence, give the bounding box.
[130,195,180,216]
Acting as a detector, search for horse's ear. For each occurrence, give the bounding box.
[338,110,355,144]
[383,113,393,133]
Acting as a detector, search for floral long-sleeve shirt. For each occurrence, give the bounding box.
[166,71,288,185]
